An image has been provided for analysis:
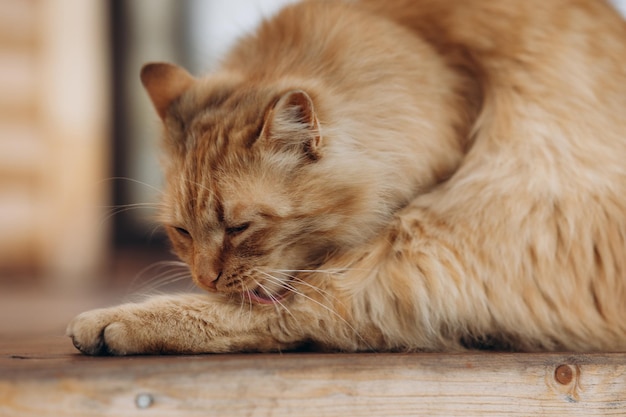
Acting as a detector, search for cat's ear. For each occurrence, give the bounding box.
[260,90,322,160]
[140,62,195,120]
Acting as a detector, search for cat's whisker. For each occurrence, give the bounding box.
[273,268,373,284]
[146,222,171,242]
[102,202,161,210]
[272,268,366,274]
[257,270,334,309]
[96,175,164,224]
[129,272,193,297]
[237,279,254,324]
[100,176,164,195]
[257,270,375,351]
[128,260,188,286]
[269,270,341,308]
[126,260,191,296]
[252,276,299,324]
[99,203,162,227]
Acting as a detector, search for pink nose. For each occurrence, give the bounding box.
[199,272,221,291]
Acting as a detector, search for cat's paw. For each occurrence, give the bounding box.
[66,308,142,356]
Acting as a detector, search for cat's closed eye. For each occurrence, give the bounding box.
[174,227,191,238]
[225,222,251,236]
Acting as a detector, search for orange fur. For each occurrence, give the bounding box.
[68,0,626,354]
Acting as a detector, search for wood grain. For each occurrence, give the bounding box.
[1,336,625,416]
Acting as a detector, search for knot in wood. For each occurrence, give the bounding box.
[555,364,573,385]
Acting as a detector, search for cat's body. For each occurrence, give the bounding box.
[69,0,626,354]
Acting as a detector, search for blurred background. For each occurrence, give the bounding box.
[0,0,624,336]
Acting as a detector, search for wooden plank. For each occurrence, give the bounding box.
[1,336,625,416]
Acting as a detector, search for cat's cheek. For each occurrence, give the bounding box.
[169,239,193,265]
[165,229,193,257]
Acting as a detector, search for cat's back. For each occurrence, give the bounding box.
[359,0,626,52]
[220,1,443,89]
[359,0,626,117]
[356,0,626,168]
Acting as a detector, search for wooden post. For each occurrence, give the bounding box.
[38,0,110,286]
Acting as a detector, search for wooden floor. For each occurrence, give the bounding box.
[2,288,626,416]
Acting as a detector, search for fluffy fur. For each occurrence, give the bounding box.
[68,0,626,354]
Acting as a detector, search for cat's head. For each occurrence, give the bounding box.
[141,63,383,303]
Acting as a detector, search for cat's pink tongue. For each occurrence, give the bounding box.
[246,289,284,305]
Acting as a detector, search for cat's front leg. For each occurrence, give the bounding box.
[66,294,303,355]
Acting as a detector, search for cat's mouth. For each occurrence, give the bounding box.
[245,287,289,305]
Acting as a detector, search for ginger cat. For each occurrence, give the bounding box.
[68,0,626,354]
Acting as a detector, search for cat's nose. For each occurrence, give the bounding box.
[199,271,221,291]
